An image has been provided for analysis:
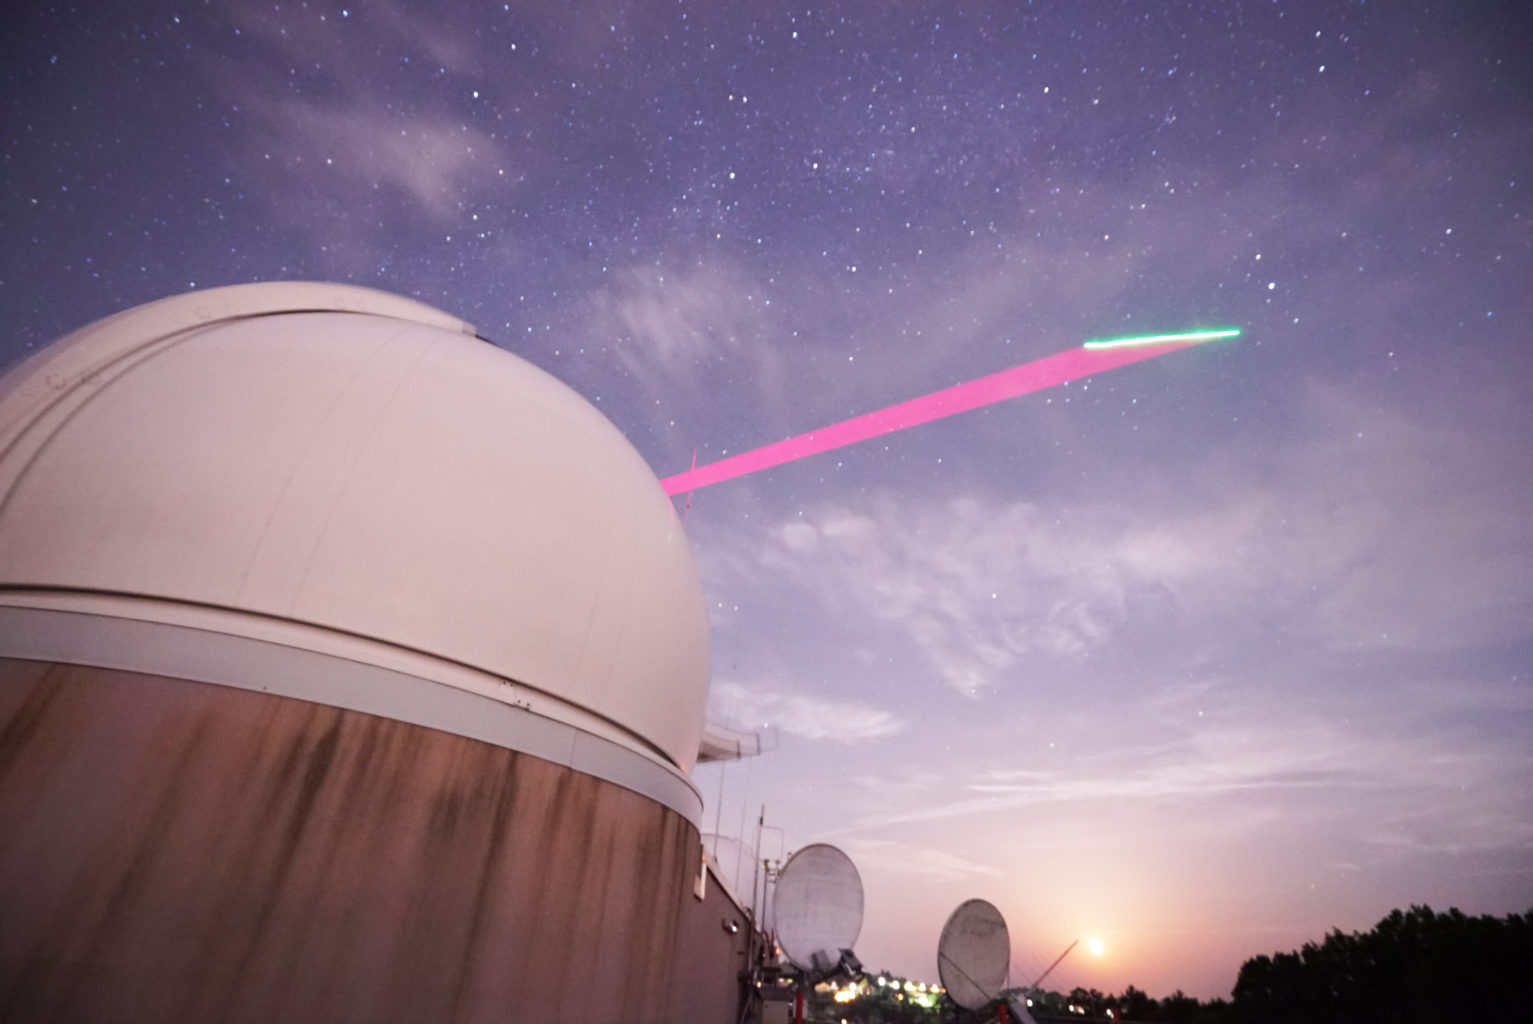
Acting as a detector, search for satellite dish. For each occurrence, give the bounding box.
[772,843,864,969]
[937,898,1010,1011]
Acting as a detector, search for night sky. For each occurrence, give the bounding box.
[4,0,1530,1000]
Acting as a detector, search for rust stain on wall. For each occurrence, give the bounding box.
[0,659,740,1023]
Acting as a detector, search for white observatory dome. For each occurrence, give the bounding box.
[0,282,710,772]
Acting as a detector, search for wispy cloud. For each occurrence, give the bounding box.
[212,0,510,252]
[753,496,1150,697]
[824,686,1533,866]
[245,100,501,222]
[230,0,482,74]
[840,838,1005,883]
[709,380,1531,701]
[836,723,1391,835]
[589,260,792,422]
[710,680,906,742]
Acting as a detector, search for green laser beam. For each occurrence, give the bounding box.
[1082,327,1242,349]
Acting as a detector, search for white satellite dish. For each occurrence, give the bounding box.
[937,898,1010,1011]
[772,843,864,970]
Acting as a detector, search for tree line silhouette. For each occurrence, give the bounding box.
[1031,905,1531,1023]
[1225,904,1531,1024]
[830,905,1531,1023]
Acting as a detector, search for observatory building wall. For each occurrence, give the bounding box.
[674,856,758,1022]
[0,658,702,1022]
[0,284,743,1023]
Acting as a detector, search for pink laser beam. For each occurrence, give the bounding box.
[661,339,1206,496]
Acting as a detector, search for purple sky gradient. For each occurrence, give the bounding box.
[3,0,1529,999]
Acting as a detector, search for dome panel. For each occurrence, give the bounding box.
[0,285,709,769]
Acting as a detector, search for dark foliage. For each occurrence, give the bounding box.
[826,908,1530,1024]
[1228,905,1533,1024]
